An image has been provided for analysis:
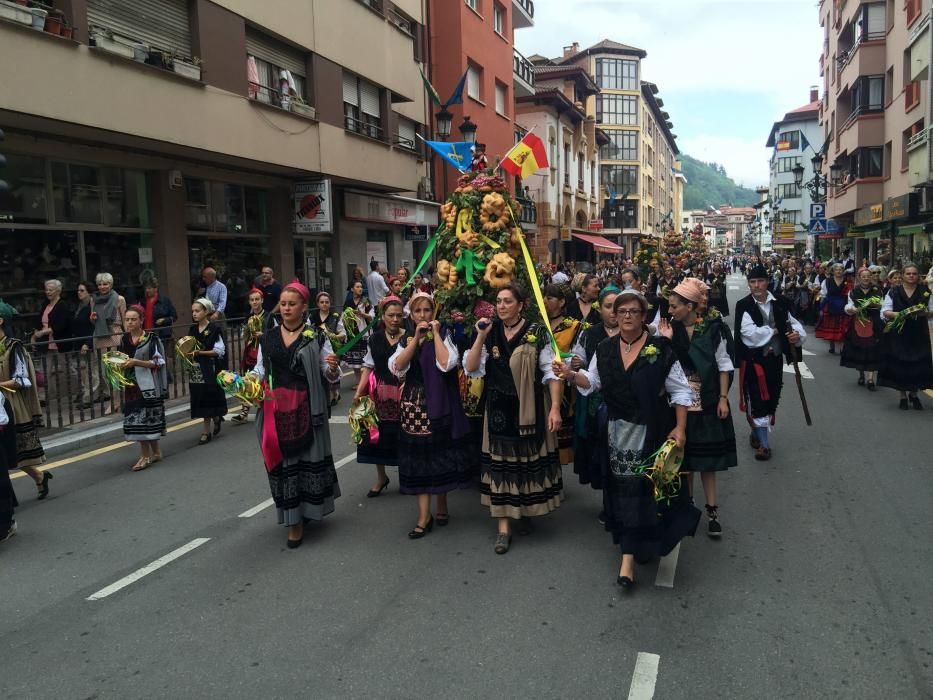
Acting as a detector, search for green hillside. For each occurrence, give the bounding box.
[681,155,758,210]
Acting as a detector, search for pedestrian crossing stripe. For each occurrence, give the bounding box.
[801,349,815,356]
[783,361,813,379]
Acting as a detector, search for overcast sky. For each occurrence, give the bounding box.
[513,0,824,188]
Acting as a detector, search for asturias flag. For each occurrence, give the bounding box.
[424,140,473,173]
[501,132,549,179]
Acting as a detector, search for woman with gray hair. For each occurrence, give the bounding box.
[92,272,126,406]
[187,297,227,444]
[816,262,850,354]
[32,279,73,405]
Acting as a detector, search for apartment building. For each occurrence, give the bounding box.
[820,0,932,267]
[514,62,615,262]
[539,40,681,258]
[426,0,535,200]
[765,89,822,256]
[0,0,434,324]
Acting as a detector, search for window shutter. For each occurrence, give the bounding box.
[88,0,191,56]
[245,28,306,76]
[343,74,359,106]
[398,118,416,146]
[495,84,506,114]
[467,65,479,99]
[866,4,884,35]
[360,80,381,117]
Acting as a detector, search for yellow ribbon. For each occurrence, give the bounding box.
[478,233,501,249]
[507,202,560,358]
[455,208,472,240]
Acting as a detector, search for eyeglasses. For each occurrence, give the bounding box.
[616,308,643,317]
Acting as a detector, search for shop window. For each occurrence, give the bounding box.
[83,231,154,306]
[212,182,244,233]
[184,179,269,234]
[184,179,210,230]
[103,168,149,228]
[244,188,269,234]
[187,236,271,318]
[52,162,103,225]
[0,153,48,224]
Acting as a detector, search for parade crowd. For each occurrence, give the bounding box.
[2,252,931,591]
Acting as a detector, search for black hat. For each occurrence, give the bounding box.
[747,264,769,280]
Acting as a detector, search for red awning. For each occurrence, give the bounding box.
[571,232,625,252]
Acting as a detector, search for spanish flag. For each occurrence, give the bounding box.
[501,132,549,179]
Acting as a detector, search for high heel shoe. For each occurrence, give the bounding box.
[408,516,434,539]
[616,575,635,589]
[366,477,390,498]
[213,416,224,436]
[198,432,212,445]
[36,471,53,500]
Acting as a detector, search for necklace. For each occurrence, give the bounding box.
[504,318,523,330]
[385,328,402,340]
[282,323,303,333]
[621,331,645,354]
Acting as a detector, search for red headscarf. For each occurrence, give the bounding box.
[282,280,311,302]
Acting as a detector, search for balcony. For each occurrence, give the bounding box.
[908,11,930,82]
[828,178,884,217]
[837,106,885,155]
[515,195,537,228]
[513,47,534,97]
[908,127,930,187]
[512,0,534,29]
[837,40,885,93]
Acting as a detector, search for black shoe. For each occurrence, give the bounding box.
[213,417,223,436]
[857,376,865,386]
[867,381,876,391]
[616,575,635,589]
[494,533,511,554]
[597,510,607,526]
[706,504,722,539]
[286,536,303,549]
[899,398,910,410]
[408,516,434,539]
[909,395,923,410]
[435,513,450,527]
[37,471,52,500]
[367,478,390,498]
[828,344,836,354]
[1,520,17,542]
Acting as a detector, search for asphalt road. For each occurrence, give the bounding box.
[2,274,932,700]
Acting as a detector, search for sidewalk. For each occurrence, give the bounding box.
[36,372,359,459]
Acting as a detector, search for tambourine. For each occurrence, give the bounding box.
[175,335,201,369]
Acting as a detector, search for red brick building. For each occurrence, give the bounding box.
[426,0,535,199]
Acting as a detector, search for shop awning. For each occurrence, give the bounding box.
[897,223,926,237]
[571,232,625,252]
[860,229,883,240]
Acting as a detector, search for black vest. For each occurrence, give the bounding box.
[733,295,798,364]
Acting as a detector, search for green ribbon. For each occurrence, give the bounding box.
[335,313,381,358]
[400,225,443,293]
[454,248,486,285]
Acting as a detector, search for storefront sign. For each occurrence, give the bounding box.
[854,193,917,227]
[588,219,604,232]
[344,192,439,227]
[404,225,429,242]
[560,226,571,241]
[294,180,333,234]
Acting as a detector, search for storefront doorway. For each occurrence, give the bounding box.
[293,238,333,298]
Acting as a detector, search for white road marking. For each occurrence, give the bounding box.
[330,415,349,424]
[802,348,816,356]
[654,543,680,588]
[783,361,813,379]
[727,285,741,290]
[86,538,211,601]
[238,499,274,518]
[237,453,357,518]
[627,652,660,700]
[341,370,353,377]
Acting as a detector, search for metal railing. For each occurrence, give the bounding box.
[515,0,534,19]
[515,196,537,225]
[513,48,535,89]
[345,115,384,140]
[28,317,249,431]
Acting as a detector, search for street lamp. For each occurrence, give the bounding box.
[435,107,454,197]
[458,115,478,143]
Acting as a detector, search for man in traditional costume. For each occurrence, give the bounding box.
[734,264,806,461]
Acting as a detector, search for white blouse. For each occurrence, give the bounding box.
[251,337,341,384]
[463,341,560,384]
[388,335,459,379]
[576,351,694,408]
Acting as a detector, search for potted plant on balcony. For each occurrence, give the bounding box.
[90,26,136,59]
[29,5,47,30]
[289,98,315,119]
[0,0,34,26]
[169,53,202,80]
[146,48,168,70]
[43,8,64,35]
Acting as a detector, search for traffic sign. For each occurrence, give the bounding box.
[809,218,827,234]
[810,203,826,219]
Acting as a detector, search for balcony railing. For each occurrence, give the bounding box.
[513,48,535,90]
[907,127,929,152]
[515,196,537,225]
[345,115,384,141]
[512,0,534,28]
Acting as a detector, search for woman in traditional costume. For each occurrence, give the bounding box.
[878,263,933,410]
[249,282,341,548]
[0,300,50,499]
[187,298,228,444]
[118,305,168,471]
[388,292,471,537]
[658,278,736,538]
[571,284,620,494]
[342,280,374,390]
[543,283,586,467]
[798,262,821,326]
[568,274,601,325]
[0,396,17,542]
[841,268,884,390]
[705,263,730,317]
[464,284,564,555]
[816,263,850,354]
[352,295,404,498]
[232,289,266,425]
[560,289,699,589]
[312,291,346,408]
